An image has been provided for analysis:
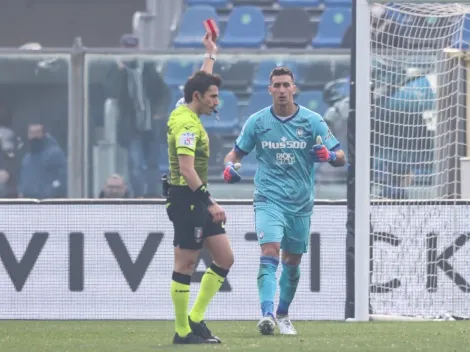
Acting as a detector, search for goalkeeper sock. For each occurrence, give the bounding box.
[276,262,300,316]
[189,263,229,323]
[257,255,279,316]
[171,272,191,337]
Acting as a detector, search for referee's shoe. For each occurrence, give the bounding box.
[173,332,218,344]
[189,316,222,343]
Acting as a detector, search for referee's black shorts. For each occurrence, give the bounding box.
[166,185,226,250]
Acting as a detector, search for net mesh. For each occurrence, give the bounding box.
[369,3,470,319]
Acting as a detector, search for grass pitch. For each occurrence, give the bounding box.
[0,320,469,351]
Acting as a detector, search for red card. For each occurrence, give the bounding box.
[203,18,219,41]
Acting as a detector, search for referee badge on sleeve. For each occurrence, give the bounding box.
[179,132,196,148]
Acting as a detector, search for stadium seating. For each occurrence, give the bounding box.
[219,6,266,48]
[265,8,314,48]
[253,60,299,90]
[312,8,352,48]
[451,13,470,49]
[241,90,272,122]
[297,60,335,89]
[296,90,328,116]
[232,0,276,6]
[163,60,196,88]
[323,0,352,6]
[202,90,240,133]
[185,0,229,7]
[278,0,320,7]
[173,6,219,48]
[213,60,255,91]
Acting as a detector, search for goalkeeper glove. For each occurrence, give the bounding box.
[309,136,336,163]
[223,162,241,183]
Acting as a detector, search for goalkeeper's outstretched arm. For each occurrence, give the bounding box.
[224,149,243,165]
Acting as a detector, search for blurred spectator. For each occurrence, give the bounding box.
[318,77,349,181]
[0,127,20,198]
[0,102,20,198]
[99,174,131,198]
[18,122,67,199]
[105,34,170,198]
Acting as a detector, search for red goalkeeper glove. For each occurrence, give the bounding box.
[223,162,241,183]
[309,136,337,162]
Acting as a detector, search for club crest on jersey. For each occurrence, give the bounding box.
[179,132,195,148]
[296,127,304,137]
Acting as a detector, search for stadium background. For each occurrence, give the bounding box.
[0,0,440,200]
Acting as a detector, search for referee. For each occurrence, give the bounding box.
[165,71,234,345]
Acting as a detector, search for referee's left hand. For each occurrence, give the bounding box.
[208,203,226,224]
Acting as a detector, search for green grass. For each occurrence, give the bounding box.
[0,320,469,352]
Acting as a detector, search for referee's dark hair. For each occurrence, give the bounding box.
[184,71,222,103]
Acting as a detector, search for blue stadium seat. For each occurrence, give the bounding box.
[173,6,219,48]
[323,0,352,6]
[202,90,240,133]
[241,91,272,122]
[312,8,351,48]
[163,60,196,88]
[296,90,328,116]
[279,0,320,6]
[452,14,470,49]
[253,60,299,90]
[219,6,266,48]
[185,0,229,7]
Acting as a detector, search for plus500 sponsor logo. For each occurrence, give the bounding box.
[261,140,307,149]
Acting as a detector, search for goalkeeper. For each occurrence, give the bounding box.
[166,65,234,343]
[223,67,346,335]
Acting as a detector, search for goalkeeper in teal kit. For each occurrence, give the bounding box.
[224,67,346,335]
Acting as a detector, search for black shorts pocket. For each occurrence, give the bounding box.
[189,202,209,228]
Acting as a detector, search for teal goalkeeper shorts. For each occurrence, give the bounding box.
[254,202,311,254]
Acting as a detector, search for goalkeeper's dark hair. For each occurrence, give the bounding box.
[184,71,222,103]
[269,66,295,83]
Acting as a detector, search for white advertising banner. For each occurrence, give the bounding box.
[0,203,346,320]
[0,202,469,320]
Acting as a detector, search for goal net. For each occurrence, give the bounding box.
[364,2,470,321]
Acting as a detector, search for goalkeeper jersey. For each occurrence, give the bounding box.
[235,104,340,216]
[167,105,210,185]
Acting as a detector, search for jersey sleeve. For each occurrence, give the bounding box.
[174,121,200,157]
[315,116,340,151]
[235,115,256,155]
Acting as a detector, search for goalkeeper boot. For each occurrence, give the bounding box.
[276,315,297,335]
[257,313,276,335]
[188,316,222,343]
[172,332,218,344]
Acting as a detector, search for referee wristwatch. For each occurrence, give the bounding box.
[204,53,217,61]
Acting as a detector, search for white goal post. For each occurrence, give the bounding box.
[350,0,470,322]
